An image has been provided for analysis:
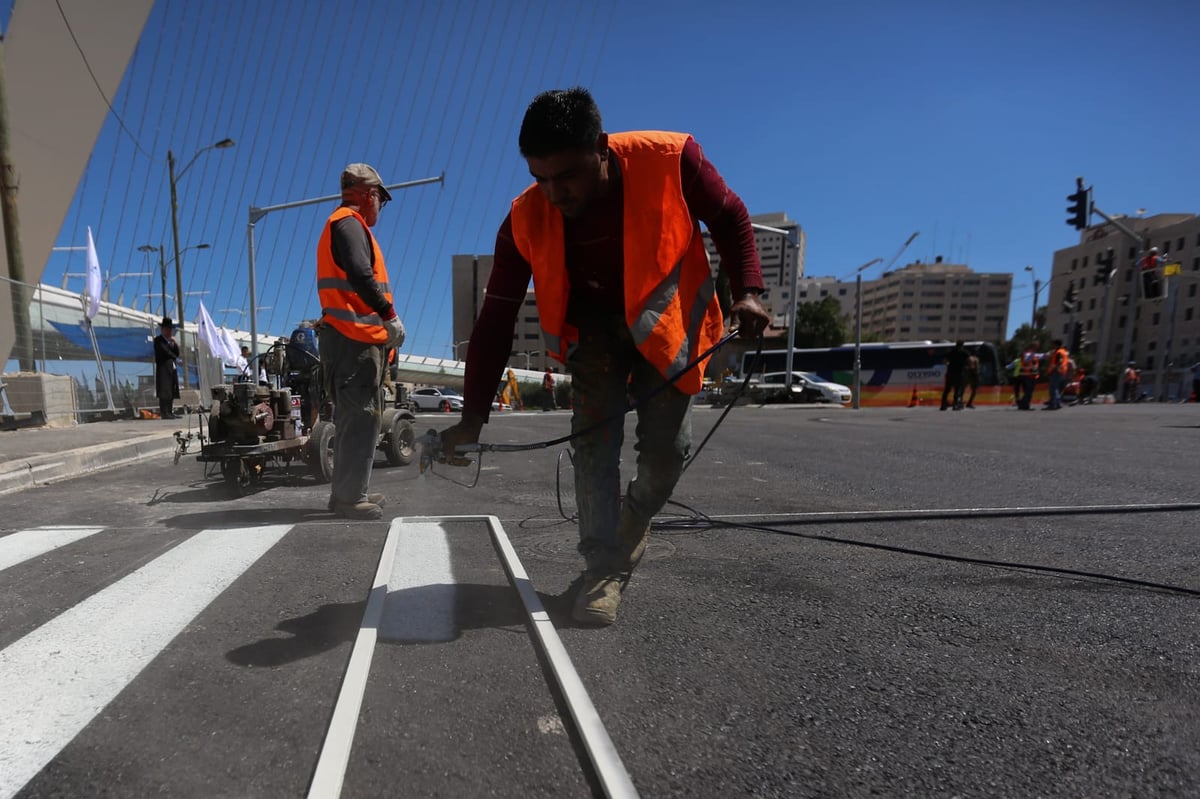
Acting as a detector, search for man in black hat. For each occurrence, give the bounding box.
[153,317,180,419]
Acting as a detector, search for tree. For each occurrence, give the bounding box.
[792,297,850,348]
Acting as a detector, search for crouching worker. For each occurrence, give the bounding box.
[439,87,770,626]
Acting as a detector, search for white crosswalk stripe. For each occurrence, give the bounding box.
[0,524,293,799]
[0,526,105,572]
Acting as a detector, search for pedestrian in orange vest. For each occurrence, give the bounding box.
[440,87,771,626]
[316,163,406,520]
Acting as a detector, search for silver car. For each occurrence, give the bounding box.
[410,387,464,412]
[760,371,852,404]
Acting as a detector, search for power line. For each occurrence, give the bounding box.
[54,0,152,160]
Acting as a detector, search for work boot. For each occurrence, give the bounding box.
[572,573,625,626]
[328,492,386,512]
[331,500,382,520]
[620,523,650,573]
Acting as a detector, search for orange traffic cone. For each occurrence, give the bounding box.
[908,385,920,407]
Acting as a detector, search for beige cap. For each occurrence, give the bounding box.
[340,163,392,202]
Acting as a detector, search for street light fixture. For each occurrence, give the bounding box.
[168,137,234,387]
[138,242,210,319]
[1023,265,1044,344]
[451,339,471,361]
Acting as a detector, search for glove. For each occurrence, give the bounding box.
[384,316,406,349]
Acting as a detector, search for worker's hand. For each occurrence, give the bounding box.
[384,316,406,349]
[438,413,484,466]
[729,292,771,339]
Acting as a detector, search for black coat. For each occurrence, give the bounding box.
[153,333,180,400]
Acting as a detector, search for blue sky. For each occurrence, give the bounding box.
[20,0,1200,359]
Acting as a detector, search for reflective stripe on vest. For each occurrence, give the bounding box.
[510,130,723,395]
[316,206,392,344]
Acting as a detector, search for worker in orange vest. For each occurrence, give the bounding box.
[315,163,406,520]
[1018,343,1040,410]
[440,88,771,625]
[1044,338,1070,410]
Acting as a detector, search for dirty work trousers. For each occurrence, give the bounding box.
[318,327,383,505]
[566,314,693,575]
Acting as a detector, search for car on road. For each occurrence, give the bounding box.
[411,387,464,412]
[758,371,852,404]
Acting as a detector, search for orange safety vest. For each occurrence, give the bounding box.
[1020,349,1040,376]
[509,130,723,395]
[316,206,392,344]
[1049,347,1070,376]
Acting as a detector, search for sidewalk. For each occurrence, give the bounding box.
[0,416,183,495]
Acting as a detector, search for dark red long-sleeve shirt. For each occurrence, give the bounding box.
[464,136,762,419]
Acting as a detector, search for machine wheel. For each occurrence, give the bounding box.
[384,413,415,466]
[307,420,335,483]
[222,459,253,497]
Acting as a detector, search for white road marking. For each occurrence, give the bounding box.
[307,523,400,799]
[0,526,104,572]
[0,524,292,799]
[380,520,456,643]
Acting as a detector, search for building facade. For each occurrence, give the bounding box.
[703,212,806,329]
[450,254,550,372]
[797,258,1013,343]
[1044,212,1200,398]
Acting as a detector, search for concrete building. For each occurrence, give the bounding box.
[1044,212,1200,399]
[797,258,1013,343]
[450,254,549,372]
[703,212,805,329]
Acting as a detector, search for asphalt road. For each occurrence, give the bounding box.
[2,403,1198,798]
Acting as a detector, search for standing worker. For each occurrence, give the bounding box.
[963,347,981,409]
[1044,338,1070,410]
[153,316,180,420]
[542,368,557,411]
[940,340,968,411]
[440,87,771,626]
[1018,342,1040,410]
[316,163,407,520]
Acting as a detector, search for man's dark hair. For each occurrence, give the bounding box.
[518,87,602,158]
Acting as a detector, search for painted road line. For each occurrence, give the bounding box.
[380,520,456,643]
[485,515,640,799]
[0,524,292,799]
[307,523,400,799]
[0,526,105,573]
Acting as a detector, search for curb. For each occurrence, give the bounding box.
[0,434,179,495]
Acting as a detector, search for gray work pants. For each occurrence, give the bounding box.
[566,314,693,575]
[318,327,383,505]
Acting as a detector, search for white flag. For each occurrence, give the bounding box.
[84,226,102,320]
[220,327,245,370]
[195,301,235,365]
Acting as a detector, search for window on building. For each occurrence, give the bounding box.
[1186,308,1194,322]
[1190,284,1197,298]
[1128,246,1137,259]
[1089,298,1096,310]
[1192,257,1199,272]
[1152,312,1160,325]
[1162,241,1170,254]
[838,288,847,296]
[1071,258,1078,269]
[1086,319,1093,330]
[1082,255,1089,267]
[525,333,539,340]
[1118,315,1126,329]
[1146,355,1155,370]
[1178,237,1185,251]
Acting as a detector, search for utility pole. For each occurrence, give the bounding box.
[0,33,33,371]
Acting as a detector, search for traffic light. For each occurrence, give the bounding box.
[1070,322,1083,354]
[1094,247,1115,286]
[1062,280,1078,314]
[1066,185,1091,230]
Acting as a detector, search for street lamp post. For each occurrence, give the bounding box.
[852,231,918,409]
[168,137,234,387]
[451,339,471,361]
[852,258,883,409]
[1024,265,1044,345]
[139,242,210,321]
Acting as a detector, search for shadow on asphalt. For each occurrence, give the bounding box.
[160,507,334,529]
[225,582,595,670]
